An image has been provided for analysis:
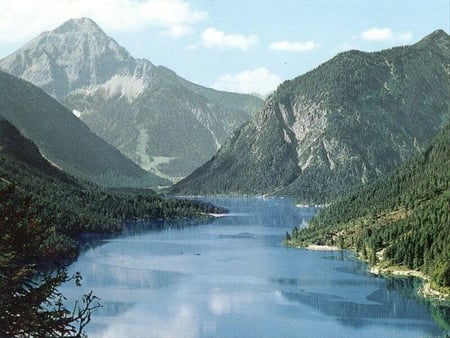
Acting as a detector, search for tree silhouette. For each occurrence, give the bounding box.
[0,185,101,337]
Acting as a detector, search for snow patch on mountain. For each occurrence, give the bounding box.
[100,75,146,101]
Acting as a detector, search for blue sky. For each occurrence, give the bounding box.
[0,0,448,96]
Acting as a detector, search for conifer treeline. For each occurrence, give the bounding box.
[0,118,226,262]
[289,123,450,290]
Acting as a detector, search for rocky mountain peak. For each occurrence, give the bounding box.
[0,17,135,98]
[421,29,449,42]
[53,17,104,35]
[413,29,449,53]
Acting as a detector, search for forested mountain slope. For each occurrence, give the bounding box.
[0,117,225,256]
[289,122,450,291]
[172,30,449,201]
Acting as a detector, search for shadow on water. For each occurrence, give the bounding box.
[78,217,214,253]
[317,249,450,332]
[383,277,450,333]
[272,254,450,333]
[280,286,442,333]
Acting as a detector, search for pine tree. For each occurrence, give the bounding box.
[0,186,101,337]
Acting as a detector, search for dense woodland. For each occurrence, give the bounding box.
[0,119,225,259]
[288,123,450,291]
[0,187,103,336]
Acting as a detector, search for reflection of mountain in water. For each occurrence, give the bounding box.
[79,217,212,253]
[277,265,449,332]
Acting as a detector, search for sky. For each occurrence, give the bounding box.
[0,0,448,96]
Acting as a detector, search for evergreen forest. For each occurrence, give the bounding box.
[288,123,450,292]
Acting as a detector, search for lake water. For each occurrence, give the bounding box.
[62,197,448,337]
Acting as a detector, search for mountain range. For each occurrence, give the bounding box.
[0,70,167,188]
[0,18,262,182]
[172,30,450,202]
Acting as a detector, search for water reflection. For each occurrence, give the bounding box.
[79,217,213,253]
[62,197,448,337]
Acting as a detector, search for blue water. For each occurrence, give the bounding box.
[62,197,447,337]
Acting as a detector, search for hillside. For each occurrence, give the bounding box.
[172,30,449,201]
[0,117,225,252]
[0,70,168,188]
[288,122,450,292]
[0,18,263,181]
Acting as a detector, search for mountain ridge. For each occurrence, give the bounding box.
[172,29,450,201]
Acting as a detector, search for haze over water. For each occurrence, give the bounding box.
[63,197,445,337]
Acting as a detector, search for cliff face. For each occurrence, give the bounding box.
[172,30,450,202]
[0,18,263,181]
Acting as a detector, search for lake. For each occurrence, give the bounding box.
[62,197,448,337]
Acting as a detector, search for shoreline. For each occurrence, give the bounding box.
[208,213,228,218]
[296,203,326,209]
[287,241,450,301]
[305,244,340,251]
[369,266,450,301]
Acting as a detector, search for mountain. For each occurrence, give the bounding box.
[0,18,263,181]
[172,30,450,201]
[289,122,450,292]
[0,116,225,240]
[0,70,168,188]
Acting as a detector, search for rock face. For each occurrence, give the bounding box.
[0,70,168,188]
[172,30,450,202]
[0,18,262,182]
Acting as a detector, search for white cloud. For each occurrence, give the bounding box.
[0,0,207,43]
[361,27,393,41]
[360,27,414,43]
[213,67,282,96]
[269,40,320,52]
[197,27,258,50]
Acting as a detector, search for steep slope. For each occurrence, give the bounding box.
[0,116,225,252]
[0,70,168,188]
[0,18,263,181]
[289,122,450,292]
[0,118,75,186]
[172,30,450,201]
